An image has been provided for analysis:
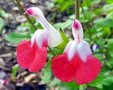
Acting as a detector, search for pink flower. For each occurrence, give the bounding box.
[17,7,62,72]
[52,20,101,84]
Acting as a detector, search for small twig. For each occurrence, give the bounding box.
[0,52,16,58]
[48,46,56,56]
[15,0,37,31]
[0,65,11,71]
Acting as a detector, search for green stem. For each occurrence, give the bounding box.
[15,0,37,31]
[48,46,56,56]
[75,0,80,20]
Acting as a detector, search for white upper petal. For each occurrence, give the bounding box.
[27,7,62,47]
[64,40,78,60]
[64,41,73,53]
[72,20,83,42]
[77,40,92,62]
[48,23,63,47]
[31,29,48,48]
[72,28,83,42]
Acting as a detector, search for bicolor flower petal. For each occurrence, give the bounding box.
[17,7,62,72]
[26,7,63,47]
[17,30,48,72]
[52,19,101,84]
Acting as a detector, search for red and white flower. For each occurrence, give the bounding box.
[52,19,101,84]
[17,7,62,72]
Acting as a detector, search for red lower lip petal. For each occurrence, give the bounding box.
[17,40,47,72]
[52,53,101,84]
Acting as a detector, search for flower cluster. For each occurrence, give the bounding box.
[17,7,101,84]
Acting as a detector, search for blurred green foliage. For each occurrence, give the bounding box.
[0,18,4,32]
[0,8,9,33]
[53,0,74,12]
[1,0,113,90]
[5,32,30,44]
[11,64,19,82]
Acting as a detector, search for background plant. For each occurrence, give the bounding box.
[0,0,113,90]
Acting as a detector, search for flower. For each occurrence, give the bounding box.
[26,7,62,47]
[52,19,101,84]
[17,7,62,72]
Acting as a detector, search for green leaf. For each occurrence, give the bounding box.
[94,18,113,28]
[5,32,30,44]
[0,9,9,18]
[103,4,113,13]
[103,76,113,86]
[57,30,69,49]
[11,64,19,82]
[106,0,113,4]
[89,75,104,89]
[106,59,113,68]
[94,53,104,62]
[41,68,52,83]
[96,39,105,48]
[103,84,113,90]
[49,78,61,87]
[63,82,79,90]
[89,71,113,90]
[102,28,111,37]
[107,39,113,58]
[41,61,52,83]
[54,19,72,30]
[17,22,35,33]
[106,12,113,20]
[12,64,19,76]
[80,9,95,22]
[107,39,113,51]
[54,0,74,12]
